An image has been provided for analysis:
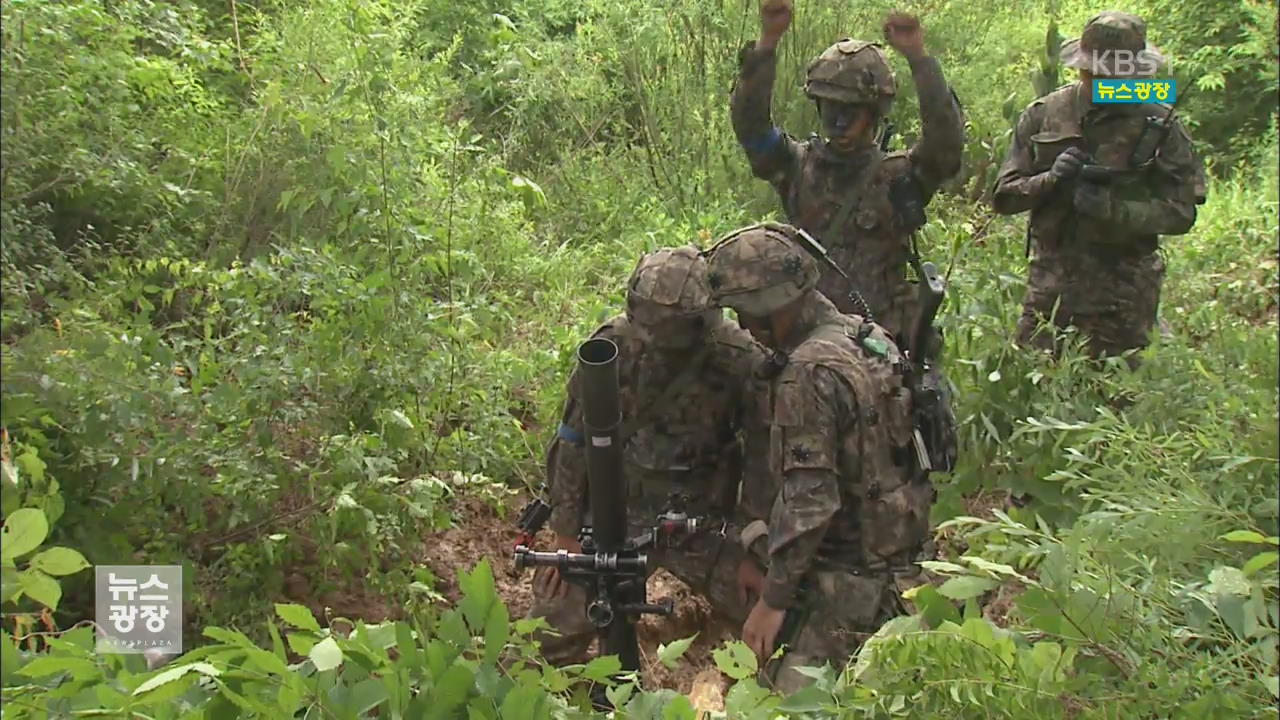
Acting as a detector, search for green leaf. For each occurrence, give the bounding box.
[582,654,621,683]
[918,561,968,574]
[1220,530,1273,545]
[712,641,757,681]
[483,596,509,666]
[1,630,19,685]
[2,508,49,560]
[133,662,221,695]
[16,655,98,679]
[431,663,475,716]
[1208,566,1252,596]
[1264,676,1279,699]
[29,547,90,576]
[657,632,698,670]
[15,451,46,487]
[309,637,343,671]
[19,569,61,609]
[911,584,961,628]
[1243,552,1279,578]
[348,677,390,716]
[605,681,635,709]
[2,565,21,602]
[777,683,830,712]
[458,560,499,634]
[1216,594,1254,638]
[275,603,322,632]
[937,575,1000,601]
[661,694,697,719]
[287,632,317,656]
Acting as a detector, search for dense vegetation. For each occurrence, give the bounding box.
[1,0,1276,717]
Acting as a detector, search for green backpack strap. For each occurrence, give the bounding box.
[619,344,714,443]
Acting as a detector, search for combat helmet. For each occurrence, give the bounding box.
[804,39,897,117]
[626,245,719,349]
[703,222,820,317]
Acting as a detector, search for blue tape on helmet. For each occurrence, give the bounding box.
[557,422,585,447]
[743,127,782,155]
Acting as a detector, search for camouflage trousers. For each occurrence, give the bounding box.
[1017,250,1165,368]
[525,530,750,666]
[760,568,906,694]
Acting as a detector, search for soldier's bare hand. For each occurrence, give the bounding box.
[742,599,787,664]
[882,11,925,59]
[760,0,793,46]
[537,533,582,600]
[737,557,766,606]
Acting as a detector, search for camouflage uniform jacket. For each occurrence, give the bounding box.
[546,315,765,537]
[731,44,965,340]
[759,291,930,610]
[993,81,1202,257]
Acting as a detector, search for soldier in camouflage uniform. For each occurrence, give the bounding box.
[705,223,933,693]
[526,245,766,666]
[731,0,964,342]
[993,11,1205,366]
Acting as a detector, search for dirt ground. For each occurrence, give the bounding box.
[416,495,735,702]
[285,487,1023,708]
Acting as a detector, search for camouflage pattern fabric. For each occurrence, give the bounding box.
[1058,11,1165,78]
[757,291,927,693]
[706,222,932,692]
[730,41,964,341]
[529,313,765,665]
[993,80,1203,365]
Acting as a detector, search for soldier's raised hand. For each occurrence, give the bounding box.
[760,0,793,48]
[882,11,925,59]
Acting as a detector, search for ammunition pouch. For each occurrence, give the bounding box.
[858,473,934,562]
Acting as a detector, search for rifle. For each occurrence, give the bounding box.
[904,260,954,474]
[512,338,717,703]
[877,121,896,153]
[794,227,953,474]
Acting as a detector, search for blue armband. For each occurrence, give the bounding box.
[556,422,585,447]
[743,127,783,155]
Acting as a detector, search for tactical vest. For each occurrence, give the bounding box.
[1027,84,1191,256]
[786,143,920,341]
[551,316,753,522]
[790,315,932,568]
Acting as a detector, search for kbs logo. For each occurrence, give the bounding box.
[1088,49,1161,78]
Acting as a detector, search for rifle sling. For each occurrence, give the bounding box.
[821,150,884,241]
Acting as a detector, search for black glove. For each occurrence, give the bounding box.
[1049,147,1088,181]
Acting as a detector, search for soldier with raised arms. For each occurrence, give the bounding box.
[730,0,964,343]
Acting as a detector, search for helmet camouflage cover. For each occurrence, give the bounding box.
[704,222,820,317]
[627,245,719,348]
[805,39,897,115]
